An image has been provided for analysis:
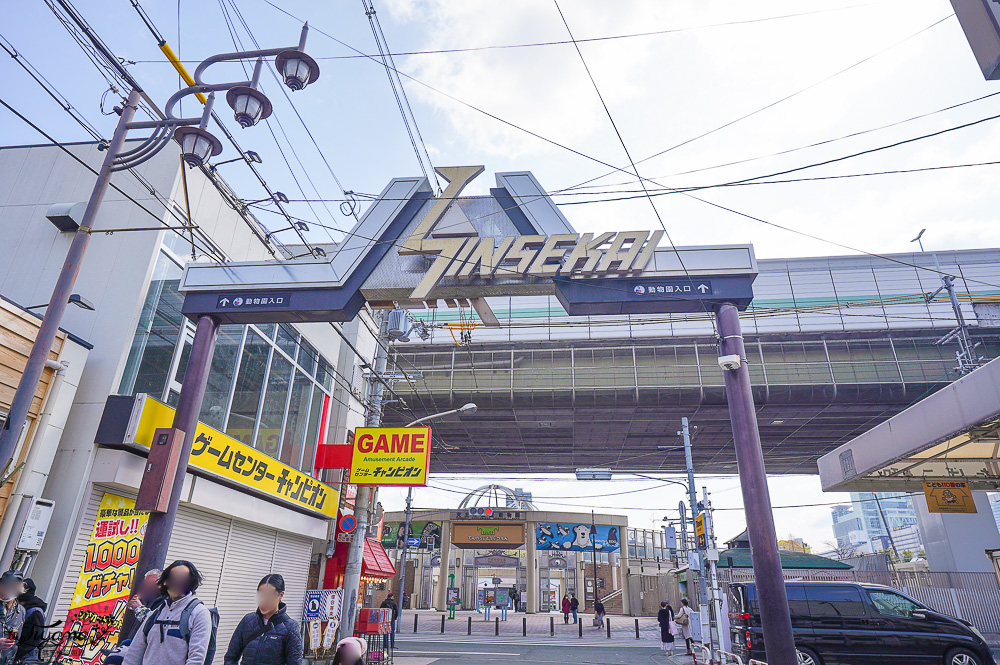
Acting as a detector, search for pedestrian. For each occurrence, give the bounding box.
[0,571,25,665]
[657,601,675,655]
[593,596,606,628]
[569,594,579,624]
[561,595,571,623]
[675,598,694,655]
[14,578,46,664]
[224,574,301,665]
[123,560,215,665]
[123,570,165,642]
[331,637,366,665]
[379,593,399,649]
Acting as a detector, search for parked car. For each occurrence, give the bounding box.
[728,581,995,665]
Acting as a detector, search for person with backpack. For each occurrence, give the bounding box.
[13,578,45,664]
[0,571,25,665]
[224,574,301,665]
[378,593,398,649]
[123,560,218,665]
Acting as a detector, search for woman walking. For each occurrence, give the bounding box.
[656,601,675,655]
[675,598,694,655]
[224,574,302,665]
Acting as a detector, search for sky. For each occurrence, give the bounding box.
[4,0,1000,547]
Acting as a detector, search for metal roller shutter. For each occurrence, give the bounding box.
[165,505,231,608]
[215,521,278,657]
[273,533,313,623]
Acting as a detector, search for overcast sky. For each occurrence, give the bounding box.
[4,0,1000,547]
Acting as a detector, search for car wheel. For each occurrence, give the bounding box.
[796,646,821,665]
[946,647,983,665]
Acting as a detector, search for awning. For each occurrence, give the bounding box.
[362,538,396,578]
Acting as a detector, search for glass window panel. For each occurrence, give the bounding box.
[280,371,312,467]
[256,355,293,458]
[166,389,180,407]
[255,323,276,339]
[276,324,298,360]
[173,336,193,385]
[120,253,184,397]
[299,340,318,376]
[301,387,326,473]
[317,360,333,392]
[225,332,271,447]
[198,325,243,430]
[806,585,866,617]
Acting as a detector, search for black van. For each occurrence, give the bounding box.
[728,581,995,665]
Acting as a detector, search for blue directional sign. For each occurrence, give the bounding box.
[554,275,754,315]
[216,292,293,309]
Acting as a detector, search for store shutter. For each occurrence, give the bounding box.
[165,505,231,608]
[215,521,278,656]
[272,532,314,623]
[52,485,107,623]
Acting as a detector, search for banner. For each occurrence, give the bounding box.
[923,480,977,514]
[451,522,525,549]
[129,395,338,518]
[63,493,149,665]
[349,427,431,486]
[382,521,441,549]
[535,523,621,552]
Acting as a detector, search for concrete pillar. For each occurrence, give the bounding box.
[526,521,538,614]
[435,520,451,610]
[618,536,633,615]
[913,491,1000,574]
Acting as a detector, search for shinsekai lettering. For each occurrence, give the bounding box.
[406,230,664,299]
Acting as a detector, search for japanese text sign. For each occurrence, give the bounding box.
[349,426,432,486]
[131,395,338,518]
[64,493,149,665]
[923,480,977,514]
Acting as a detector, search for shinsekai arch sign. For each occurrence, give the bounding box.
[174,166,801,663]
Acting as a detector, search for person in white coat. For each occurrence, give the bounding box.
[675,598,694,655]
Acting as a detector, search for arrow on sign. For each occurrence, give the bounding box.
[219,297,230,306]
[697,284,709,293]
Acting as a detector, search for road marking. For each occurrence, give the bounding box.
[406,637,660,648]
[396,650,520,656]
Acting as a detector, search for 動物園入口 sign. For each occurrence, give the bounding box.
[451,522,526,549]
[349,426,432,486]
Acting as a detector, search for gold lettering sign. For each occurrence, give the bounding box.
[451,522,526,549]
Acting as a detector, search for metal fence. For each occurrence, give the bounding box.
[717,569,1000,636]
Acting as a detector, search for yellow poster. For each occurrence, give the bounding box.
[923,480,977,514]
[131,396,338,518]
[349,427,431,486]
[63,493,149,665]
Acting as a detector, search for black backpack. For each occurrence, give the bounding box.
[143,598,220,665]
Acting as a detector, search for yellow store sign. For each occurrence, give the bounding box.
[923,480,977,514]
[349,426,431,486]
[128,395,338,518]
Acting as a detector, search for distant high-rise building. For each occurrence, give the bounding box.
[831,504,869,552]
[849,492,922,554]
[507,487,533,508]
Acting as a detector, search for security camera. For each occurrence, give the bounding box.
[718,354,742,371]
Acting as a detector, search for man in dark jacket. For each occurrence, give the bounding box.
[224,602,301,665]
[379,593,399,648]
[14,578,44,664]
[570,594,580,624]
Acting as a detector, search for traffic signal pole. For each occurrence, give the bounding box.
[714,303,796,665]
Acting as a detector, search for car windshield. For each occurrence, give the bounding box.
[867,589,922,618]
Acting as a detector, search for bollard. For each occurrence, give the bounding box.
[523,617,527,637]
[495,617,500,636]
[414,614,418,633]
[550,616,554,636]
[578,618,583,638]
[441,614,445,634]
[606,617,611,639]
[467,616,472,635]
[635,618,640,640]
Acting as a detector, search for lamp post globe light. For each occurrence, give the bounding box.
[0,22,323,641]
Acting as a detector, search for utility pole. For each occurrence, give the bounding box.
[678,419,704,623]
[590,510,599,611]
[715,302,796,665]
[925,255,980,374]
[702,486,722,653]
[340,313,390,639]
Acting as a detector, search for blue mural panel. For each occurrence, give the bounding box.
[535,523,621,552]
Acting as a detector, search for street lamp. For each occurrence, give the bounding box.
[397,403,477,625]
[0,23,324,641]
[25,293,95,312]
